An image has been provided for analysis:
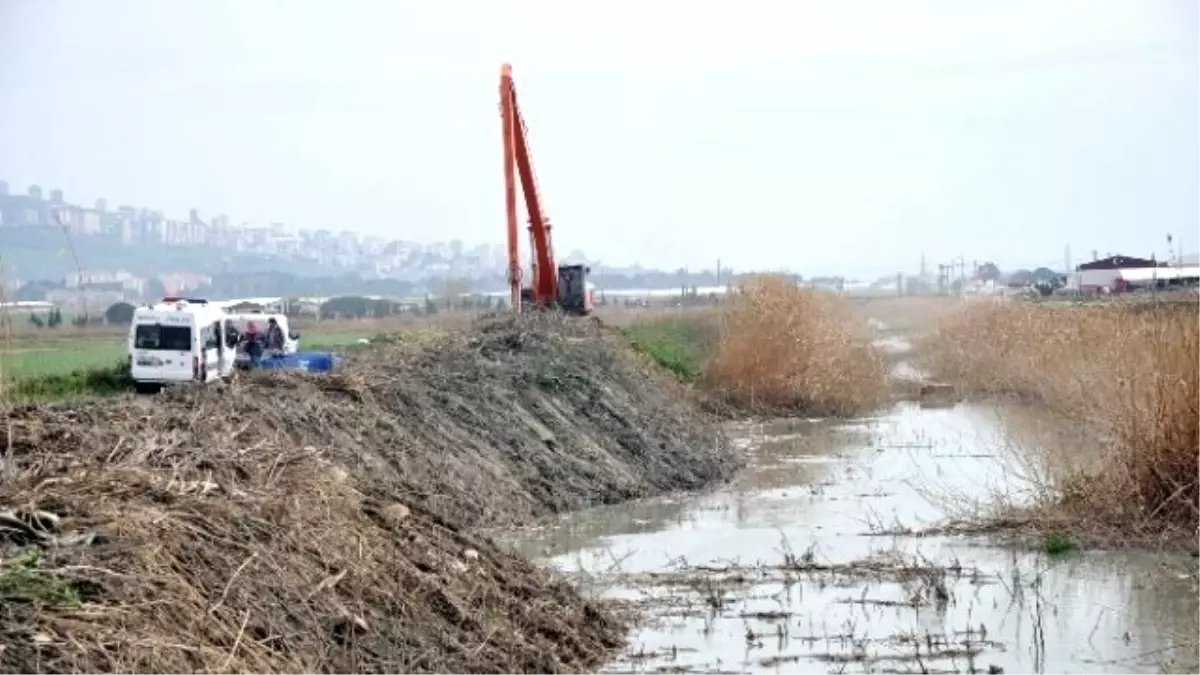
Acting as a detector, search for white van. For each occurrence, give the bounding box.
[127,298,237,393]
[225,312,300,368]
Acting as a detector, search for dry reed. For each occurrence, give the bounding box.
[703,276,888,416]
[922,298,1199,536]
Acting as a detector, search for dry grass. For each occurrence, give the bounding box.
[702,276,888,416]
[921,298,1199,537]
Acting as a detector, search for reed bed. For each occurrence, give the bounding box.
[701,276,888,416]
[922,299,1199,536]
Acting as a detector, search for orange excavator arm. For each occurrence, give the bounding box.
[500,63,558,309]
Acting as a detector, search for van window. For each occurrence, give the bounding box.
[201,323,220,350]
[134,324,192,351]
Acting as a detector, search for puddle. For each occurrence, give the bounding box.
[502,401,1199,674]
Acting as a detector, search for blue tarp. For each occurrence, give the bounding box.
[256,351,343,373]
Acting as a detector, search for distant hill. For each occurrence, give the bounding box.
[0,227,334,281]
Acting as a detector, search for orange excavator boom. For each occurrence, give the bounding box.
[500,63,559,310]
[500,66,521,311]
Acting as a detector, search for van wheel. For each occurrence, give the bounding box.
[134,382,161,395]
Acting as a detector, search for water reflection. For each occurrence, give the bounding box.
[505,401,1199,674]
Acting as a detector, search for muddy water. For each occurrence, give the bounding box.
[502,333,1199,674]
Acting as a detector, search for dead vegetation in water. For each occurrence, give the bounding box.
[603,539,1198,674]
[700,276,889,417]
[604,548,1017,675]
[0,313,739,673]
[920,300,1199,541]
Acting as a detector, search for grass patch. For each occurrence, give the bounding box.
[622,314,717,383]
[0,339,126,379]
[921,300,1199,540]
[0,550,82,608]
[2,360,133,403]
[1042,532,1076,556]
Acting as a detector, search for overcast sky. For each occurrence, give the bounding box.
[1,0,1196,276]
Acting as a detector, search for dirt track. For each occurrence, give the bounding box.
[0,314,740,673]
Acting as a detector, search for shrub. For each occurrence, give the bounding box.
[702,276,888,416]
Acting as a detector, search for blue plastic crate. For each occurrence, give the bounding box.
[257,351,342,373]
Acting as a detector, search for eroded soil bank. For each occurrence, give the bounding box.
[0,314,739,673]
[502,322,1200,674]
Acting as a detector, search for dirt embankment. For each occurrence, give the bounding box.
[0,314,739,673]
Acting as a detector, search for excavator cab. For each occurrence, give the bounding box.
[518,265,592,316]
[557,264,593,316]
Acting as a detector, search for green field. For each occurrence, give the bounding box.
[0,327,379,380]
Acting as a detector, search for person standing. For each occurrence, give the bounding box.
[243,321,265,368]
[265,317,285,352]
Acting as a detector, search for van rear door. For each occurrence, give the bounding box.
[131,321,195,383]
[200,321,222,381]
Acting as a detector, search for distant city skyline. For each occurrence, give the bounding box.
[0,177,482,252]
[0,172,1161,289]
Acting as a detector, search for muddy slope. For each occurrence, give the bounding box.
[0,314,738,673]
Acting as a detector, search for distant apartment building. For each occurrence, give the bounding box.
[46,288,125,315]
[53,204,104,236]
[157,271,212,296]
[64,269,146,296]
[337,230,358,253]
[0,186,47,227]
[362,235,387,255]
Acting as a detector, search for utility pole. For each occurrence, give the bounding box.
[1151,251,1158,304]
[920,254,926,278]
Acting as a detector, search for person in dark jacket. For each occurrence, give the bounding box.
[265,317,285,351]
